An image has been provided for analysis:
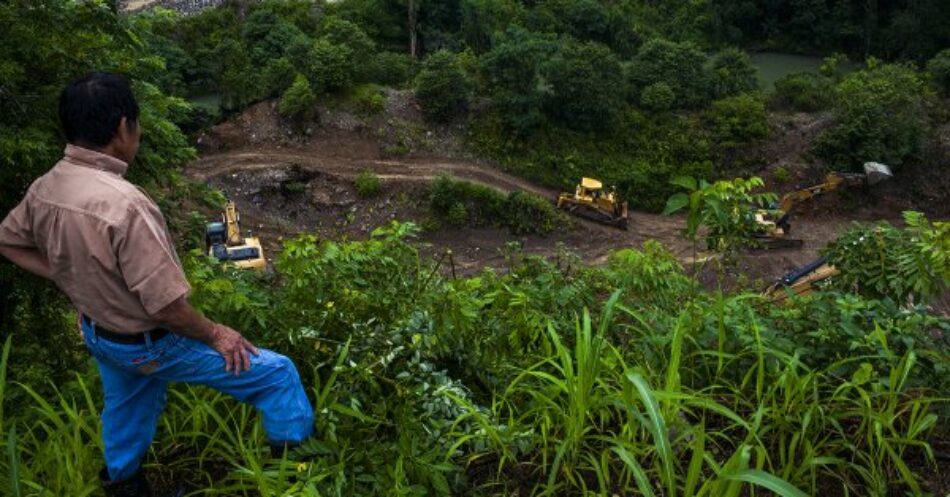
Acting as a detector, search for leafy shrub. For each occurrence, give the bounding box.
[319,16,376,82]
[626,38,710,108]
[770,72,832,112]
[479,27,557,134]
[814,62,929,170]
[351,84,386,115]
[354,170,382,197]
[539,39,624,131]
[428,175,566,235]
[926,48,950,96]
[260,57,297,98]
[707,94,769,147]
[822,211,949,304]
[307,38,353,93]
[504,190,564,235]
[664,176,777,252]
[278,73,316,119]
[414,50,471,122]
[369,51,414,85]
[707,47,760,98]
[773,166,790,183]
[607,240,696,308]
[640,82,676,111]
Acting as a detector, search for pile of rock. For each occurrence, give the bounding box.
[120,0,230,15]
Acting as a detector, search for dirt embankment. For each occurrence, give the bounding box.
[183,92,942,290]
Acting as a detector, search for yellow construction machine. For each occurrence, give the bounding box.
[205,200,266,271]
[764,257,840,303]
[557,177,629,230]
[753,162,892,249]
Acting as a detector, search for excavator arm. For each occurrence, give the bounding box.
[778,172,867,213]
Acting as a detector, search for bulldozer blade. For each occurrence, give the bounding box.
[863,162,893,185]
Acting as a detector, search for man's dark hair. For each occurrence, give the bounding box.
[59,72,140,147]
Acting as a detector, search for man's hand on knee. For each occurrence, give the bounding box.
[210,324,260,375]
[153,296,259,374]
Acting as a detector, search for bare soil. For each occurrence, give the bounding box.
[185,94,946,298]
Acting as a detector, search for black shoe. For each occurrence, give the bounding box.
[100,467,153,497]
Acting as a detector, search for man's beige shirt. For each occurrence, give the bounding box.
[0,145,190,333]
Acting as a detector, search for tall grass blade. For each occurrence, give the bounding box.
[723,469,809,497]
[625,372,675,497]
[7,427,20,497]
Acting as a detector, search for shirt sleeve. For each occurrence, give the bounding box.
[113,205,191,316]
[0,198,36,249]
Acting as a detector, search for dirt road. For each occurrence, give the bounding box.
[185,148,859,288]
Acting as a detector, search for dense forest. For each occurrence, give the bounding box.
[0,0,948,495]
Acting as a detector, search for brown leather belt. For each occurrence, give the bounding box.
[81,315,171,345]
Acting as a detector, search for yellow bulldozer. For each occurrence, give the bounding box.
[205,200,266,271]
[764,257,840,303]
[556,177,629,230]
[753,162,892,249]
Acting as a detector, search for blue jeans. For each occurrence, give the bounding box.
[81,318,314,481]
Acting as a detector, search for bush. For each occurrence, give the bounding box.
[479,27,557,133]
[414,50,471,122]
[369,51,414,85]
[428,175,566,235]
[308,39,353,93]
[354,170,382,197]
[540,39,624,131]
[626,38,710,109]
[814,62,929,170]
[771,72,832,111]
[351,84,386,115]
[279,73,316,120]
[640,82,675,112]
[261,57,297,98]
[607,240,696,308]
[927,48,950,97]
[822,211,949,304]
[707,47,760,98]
[707,94,769,147]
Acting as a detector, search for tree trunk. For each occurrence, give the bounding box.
[408,0,419,60]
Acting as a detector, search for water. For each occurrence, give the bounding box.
[189,94,222,112]
[751,52,860,89]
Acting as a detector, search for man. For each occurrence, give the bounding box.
[0,73,314,496]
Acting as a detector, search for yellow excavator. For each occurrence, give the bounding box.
[764,257,840,303]
[205,200,266,271]
[753,162,892,249]
[557,177,629,230]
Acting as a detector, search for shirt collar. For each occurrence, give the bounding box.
[63,144,129,176]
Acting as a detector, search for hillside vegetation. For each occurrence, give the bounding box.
[0,1,948,496]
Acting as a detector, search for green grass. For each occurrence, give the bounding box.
[2,225,947,496]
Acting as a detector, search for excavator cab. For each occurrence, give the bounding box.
[205,201,267,271]
[557,177,629,230]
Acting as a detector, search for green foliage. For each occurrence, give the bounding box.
[428,175,566,235]
[707,94,769,148]
[627,38,710,109]
[640,82,676,112]
[607,240,696,308]
[414,50,471,122]
[354,170,383,197]
[351,83,387,115]
[479,27,555,133]
[926,48,950,97]
[773,166,790,183]
[541,39,624,131]
[822,211,949,304]
[260,57,297,99]
[368,51,415,85]
[770,72,832,112]
[814,62,930,170]
[707,47,760,99]
[308,38,354,94]
[664,176,777,252]
[278,73,316,120]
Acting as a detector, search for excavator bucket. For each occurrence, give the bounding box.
[863,162,893,186]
